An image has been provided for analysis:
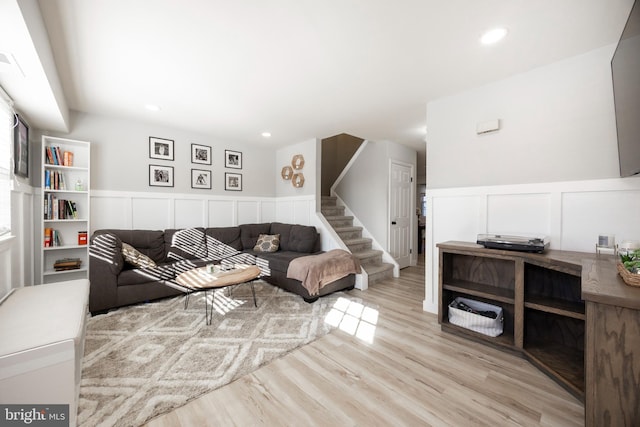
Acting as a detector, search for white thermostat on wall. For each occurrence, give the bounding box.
[476,119,500,135]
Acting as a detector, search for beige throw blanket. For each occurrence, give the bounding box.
[287,249,361,296]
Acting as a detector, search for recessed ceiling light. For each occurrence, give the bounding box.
[144,104,161,112]
[480,27,508,45]
[261,132,271,138]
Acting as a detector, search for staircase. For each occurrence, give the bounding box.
[321,196,394,285]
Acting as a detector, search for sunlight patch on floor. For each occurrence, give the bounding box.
[324,297,378,344]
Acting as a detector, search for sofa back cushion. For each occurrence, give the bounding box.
[164,228,207,261]
[205,227,242,250]
[204,227,242,260]
[240,223,271,250]
[288,224,319,253]
[97,229,166,265]
[270,222,292,250]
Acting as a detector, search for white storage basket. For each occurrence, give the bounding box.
[448,297,503,337]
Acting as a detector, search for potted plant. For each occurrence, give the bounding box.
[617,248,640,287]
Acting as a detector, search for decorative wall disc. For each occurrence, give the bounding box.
[292,172,305,188]
[292,154,305,170]
[281,166,293,180]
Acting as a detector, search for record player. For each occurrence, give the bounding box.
[477,234,549,253]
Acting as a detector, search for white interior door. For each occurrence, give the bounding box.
[390,161,412,269]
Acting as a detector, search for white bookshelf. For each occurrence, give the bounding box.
[40,136,90,284]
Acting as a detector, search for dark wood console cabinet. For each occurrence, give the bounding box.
[437,241,640,426]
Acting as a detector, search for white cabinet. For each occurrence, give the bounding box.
[40,136,90,284]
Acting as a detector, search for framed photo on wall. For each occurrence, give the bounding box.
[191,169,211,189]
[225,149,242,169]
[14,115,29,178]
[191,143,211,165]
[225,172,242,191]
[149,164,174,187]
[149,137,174,161]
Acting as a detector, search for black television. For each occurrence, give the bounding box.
[612,0,640,177]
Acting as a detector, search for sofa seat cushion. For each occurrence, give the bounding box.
[255,251,315,274]
[117,264,176,286]
[171,259,209,275]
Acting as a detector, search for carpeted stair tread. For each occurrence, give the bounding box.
[334,226,362,233]
[324,215,354,221]
[352,249,383,260]
[363,263,394,275]
[321,207,345,216]
[343,237,371,245]
[366,263,395,284]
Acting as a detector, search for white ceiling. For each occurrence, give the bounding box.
[0,0,635,158]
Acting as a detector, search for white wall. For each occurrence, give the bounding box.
[275,138,317,198]
[335,140,417,254]
[38,111,276,196]
[423,45,640,313]
[426,45,620,188]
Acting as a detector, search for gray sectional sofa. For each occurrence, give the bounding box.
[89,222,356,314]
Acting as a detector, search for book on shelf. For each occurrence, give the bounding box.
[45,146,54,164]
[43,228,63,247]
[55,147,63,165]
[45,170,66,190]
[53,229,62,246]
[63,151,74,166]
[44,194,79,220]
[46,146,75,166]
[53,257,82,271]
[44,227,52,247]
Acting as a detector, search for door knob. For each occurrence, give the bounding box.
[391,221,397,225]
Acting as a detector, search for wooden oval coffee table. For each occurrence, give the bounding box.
[174,264,260,324]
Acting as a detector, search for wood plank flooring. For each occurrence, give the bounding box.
[146,259,585,426]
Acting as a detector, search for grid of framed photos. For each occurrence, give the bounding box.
[146,138,244,192]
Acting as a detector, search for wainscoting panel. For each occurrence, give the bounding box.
[237,201,259,225]
[0,236,13,295]
[487,193,551,236]
[562,189,640,252]
[293,200,311,225]
[91,196,131,230]
[132,198,171,230]
[8,187,35,287]
[175,199,205,229]
[208,200,235,227]
[275,201,295,224]
[432,196,483,245]
[91,192,318,232]
[261,201,277,223]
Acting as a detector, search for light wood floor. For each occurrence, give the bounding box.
[146,258,585,426]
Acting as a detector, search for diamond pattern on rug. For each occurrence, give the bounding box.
[78,281,353,427]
